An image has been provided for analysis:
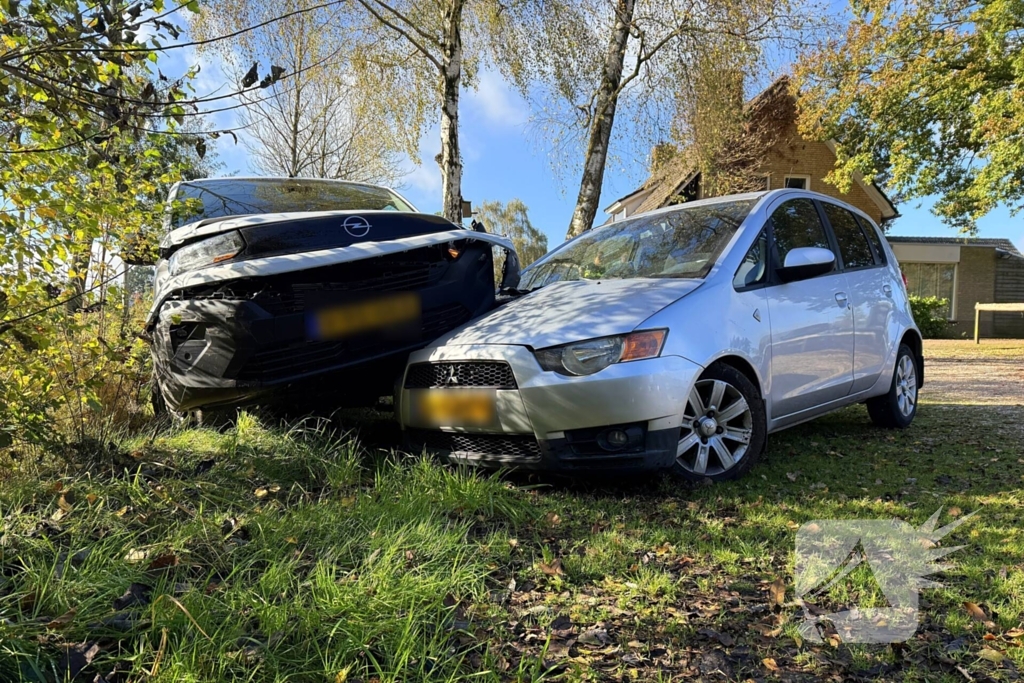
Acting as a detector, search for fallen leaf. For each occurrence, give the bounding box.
[124,548,149,563]
[544,512,561,526]
[113,583,151,610]
[948,506,962,518]
[285,537,298,545]
[47,608,77,629]
[578,627,609,646]
[769,578,786,607]
[786,472,799,482]
[762,657,779,671]
[978,647,1006,663]
[539,558,564,576]
[1004,627,1024,639]
[86,494,98,505]
[56,641,100,679]
[964,602,988,621]
[147,553,179,572]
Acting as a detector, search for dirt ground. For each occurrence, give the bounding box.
[922,339,1024,406]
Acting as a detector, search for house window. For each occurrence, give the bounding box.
[902,262,956,318]
[762,174,771,191]
[784,175,810,190]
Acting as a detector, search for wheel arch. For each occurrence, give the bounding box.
[899,328,924,387]
[708,354,764,399]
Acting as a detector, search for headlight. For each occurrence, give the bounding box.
[535,329,667,376]
[168,231,244,276]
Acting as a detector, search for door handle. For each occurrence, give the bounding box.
[835,292,848,307]
[883,284,893,297]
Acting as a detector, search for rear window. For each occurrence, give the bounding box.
[168,178,414,229]
[822,202,876,269]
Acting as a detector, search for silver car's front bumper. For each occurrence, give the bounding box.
[398,344,703,471]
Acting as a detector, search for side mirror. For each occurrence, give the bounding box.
[777,246,835,283]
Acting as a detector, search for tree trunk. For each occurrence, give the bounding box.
[438,0,466,223]
[566,0,636,240]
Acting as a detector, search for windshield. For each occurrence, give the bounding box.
[168,178,415,229]
[519,198,755,290]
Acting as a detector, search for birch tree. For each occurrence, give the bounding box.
[193,0,402,184]
[194,0,508,222]
[500,0,799,238]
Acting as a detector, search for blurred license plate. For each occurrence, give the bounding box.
[308,293,420,340]
[413,390,495,427]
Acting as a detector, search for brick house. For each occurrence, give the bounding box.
[886,237,1024,338]
[604,76,899,226]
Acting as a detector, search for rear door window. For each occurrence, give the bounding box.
[857,216,888,265]
[822,202,876,270]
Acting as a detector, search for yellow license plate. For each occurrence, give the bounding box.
[309,292,420,340]
[413,390,495,427]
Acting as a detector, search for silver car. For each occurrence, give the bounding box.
[397,190,923,481]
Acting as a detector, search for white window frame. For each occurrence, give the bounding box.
[762,173,772,191]
[783,174,811,191]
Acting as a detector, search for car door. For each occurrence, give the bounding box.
[819,201,894,393]
[765,197,854,418]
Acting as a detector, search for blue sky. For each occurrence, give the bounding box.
[183,48,1024,254]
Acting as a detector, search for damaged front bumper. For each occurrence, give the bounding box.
[150,230,519,413]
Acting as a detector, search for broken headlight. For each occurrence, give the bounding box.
[168,231,244,276]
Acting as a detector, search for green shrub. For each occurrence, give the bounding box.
[909,295,951,338]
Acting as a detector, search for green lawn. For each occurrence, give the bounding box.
[1,343,1022,682]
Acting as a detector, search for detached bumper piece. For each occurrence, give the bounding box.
[405,424,679,473]
[153,242,496,412]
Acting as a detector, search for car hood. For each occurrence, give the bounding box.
[436,278,702,349]
[161,210,450,251]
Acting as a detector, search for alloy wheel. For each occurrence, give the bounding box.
[895,354,917,417]
[677,378,754,477]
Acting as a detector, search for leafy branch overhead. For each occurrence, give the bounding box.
[794,0,1024,230]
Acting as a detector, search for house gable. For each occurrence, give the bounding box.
[608,77,898,226]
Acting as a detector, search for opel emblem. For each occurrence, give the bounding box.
[342,215,371,238]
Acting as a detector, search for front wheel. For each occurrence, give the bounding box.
[866,344,919,429]
[672,363,767,482]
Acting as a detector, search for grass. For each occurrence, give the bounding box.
[1,343,1022,681]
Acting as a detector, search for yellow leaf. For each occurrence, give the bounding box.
[762,657,779,671]
[769,578,786,607]
[978,647,1006,663]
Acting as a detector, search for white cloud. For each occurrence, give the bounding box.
[465,69,528,127]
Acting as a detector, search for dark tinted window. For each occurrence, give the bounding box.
[857,215,888,265]
[822,203,876,269]
[734,228,769,289]
[769,199,832,268]
[170,178,413,229]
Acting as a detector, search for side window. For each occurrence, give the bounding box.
[822,203,876,269]
[857,215,888,265]
[768,198,833,269]
[733,229,769,289]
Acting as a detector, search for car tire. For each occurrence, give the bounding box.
[866,343,919,429]
[672,363,767,483]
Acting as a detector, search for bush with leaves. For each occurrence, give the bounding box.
[909,295,951,339]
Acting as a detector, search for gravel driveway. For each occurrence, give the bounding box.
[921,339,1024,406]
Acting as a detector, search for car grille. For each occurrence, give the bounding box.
[252,257,449,316]
[235,303,471,381]
[408,429,542,462]
[404,361,517,389]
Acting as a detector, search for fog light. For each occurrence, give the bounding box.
[605,429,629,448]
